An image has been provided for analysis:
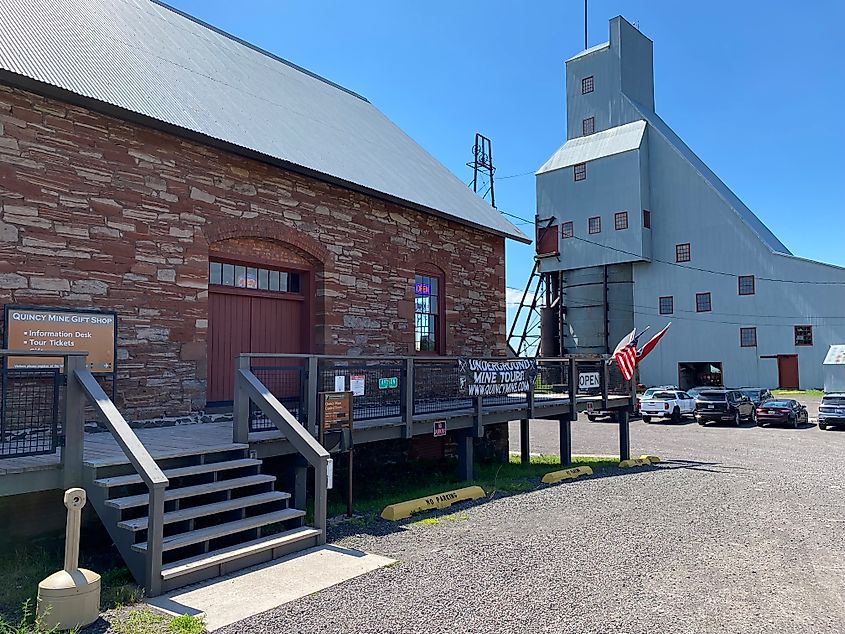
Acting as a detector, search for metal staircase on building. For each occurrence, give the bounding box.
[84,443,321,594]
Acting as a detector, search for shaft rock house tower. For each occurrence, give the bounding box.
[535,16,845,390]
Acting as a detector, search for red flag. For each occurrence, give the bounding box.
[637,322,671,362]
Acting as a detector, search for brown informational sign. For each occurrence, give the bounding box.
[4,306,117,373]
[320,391,352,433]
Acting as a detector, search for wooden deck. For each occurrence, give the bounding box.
[0,392,631,495]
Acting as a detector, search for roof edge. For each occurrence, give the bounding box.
[150,0,370,103]
[0,71,530,244]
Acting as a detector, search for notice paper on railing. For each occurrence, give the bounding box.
[458,358,538,396]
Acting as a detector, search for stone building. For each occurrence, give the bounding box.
[0,0,527,420]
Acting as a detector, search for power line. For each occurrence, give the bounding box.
[496,170,535,180]
[505,208,845,285]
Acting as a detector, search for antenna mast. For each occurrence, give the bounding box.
[584,0,588,49]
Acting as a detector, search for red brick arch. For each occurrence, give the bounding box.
[203,219,334,270]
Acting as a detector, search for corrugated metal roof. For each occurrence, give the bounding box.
[626,97,792,255]
[824,345,845,365]
[565,42,611,63]
[0,0,527,242]
[535,120,646,175]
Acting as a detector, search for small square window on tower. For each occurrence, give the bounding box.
[588,216,601,234]
[740,327,757,348]
[676,243,691,262]
[794,325,813,346]
[696,292,712,313]
[614,211,628,231]
[561,221,574,239]
[643,209,651,229]
[582,116,595,136]
[574,163,586,181]
[738,275,755,296]
[659,296,674,315]
[581,76,594,94]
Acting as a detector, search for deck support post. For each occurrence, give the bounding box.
[402,358,414,439]
[291,454,308,513]
[473,396,484,438]
[307,356,319,437]
[559,417,572,466]
[146,482,166,597]
[233,355,251,444]
[601,361,609,410]
[457,430,474,481]
[63,355,87,488]
[520,419,530,464]
[618,409,630,461]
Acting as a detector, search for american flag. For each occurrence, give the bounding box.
[612,323,671,381]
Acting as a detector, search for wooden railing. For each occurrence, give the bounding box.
[71,360,168,596]
[233,365,330,543]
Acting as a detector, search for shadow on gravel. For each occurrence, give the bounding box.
[654,459,749,474]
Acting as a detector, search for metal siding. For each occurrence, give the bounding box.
[0,0,526,242]
[536,121,646,174]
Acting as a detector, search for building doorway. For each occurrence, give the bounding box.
[776,354,799,389]
[207,258,311,405]
[678,362,723,390]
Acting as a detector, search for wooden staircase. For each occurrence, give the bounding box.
[84,443,321,593]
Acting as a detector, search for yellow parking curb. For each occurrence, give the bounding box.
[639,454,661,463]
[619,457,651,468]
[541,465,593,484]
[380,486,486,521]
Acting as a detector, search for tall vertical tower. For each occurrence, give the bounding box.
[534,16,654,355]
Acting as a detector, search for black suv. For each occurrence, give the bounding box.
[695,389,756,426]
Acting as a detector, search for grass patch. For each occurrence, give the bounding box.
[0,540,142,624]
[325,453,617,520]
[0,599,76,634]
[772,389,824,397]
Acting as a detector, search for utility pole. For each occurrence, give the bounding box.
[467,133,496,208]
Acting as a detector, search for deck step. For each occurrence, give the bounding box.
[105,474,276,510]
[117,491,291,532]
[85,443,249,468]
[94,458,261,488]
[131,508,305,553]
[160,527,322,581]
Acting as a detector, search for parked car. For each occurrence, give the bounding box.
[755,399,808,428]
[640,390,696,423]
[819,393,845,430]
[738,387,774,407]
[695,389,756,426]
[686,386,708,399]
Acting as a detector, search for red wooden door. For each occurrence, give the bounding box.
[248,296,303,355]
[777,355,799,389]
[208,292,252,402]
[207,292,306,403]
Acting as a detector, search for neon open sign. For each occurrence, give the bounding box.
[415,282,431,296]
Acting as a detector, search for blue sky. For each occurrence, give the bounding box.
[169,0,845,307]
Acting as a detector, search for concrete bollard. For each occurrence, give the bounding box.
[37,488,101,630]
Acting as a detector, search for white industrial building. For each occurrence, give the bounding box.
[534,16,845,390]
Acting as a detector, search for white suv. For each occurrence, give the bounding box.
[640,390,696,423]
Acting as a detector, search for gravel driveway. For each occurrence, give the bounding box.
[220,410,845,634]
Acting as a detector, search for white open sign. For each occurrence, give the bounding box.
[579,372,600,390]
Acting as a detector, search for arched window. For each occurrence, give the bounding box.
[414,266,444,354]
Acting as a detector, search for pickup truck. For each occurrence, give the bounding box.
[640,390,696,423]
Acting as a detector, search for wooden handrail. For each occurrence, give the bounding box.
[72,366,167,596]
[236,368,330,542]
[73,369,168,487]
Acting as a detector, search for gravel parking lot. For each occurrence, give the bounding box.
[221,403,845,634]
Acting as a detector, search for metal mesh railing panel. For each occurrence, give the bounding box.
[0,369,61,458]
[249,365,306,432]
[318,361,403,421]
[413,361,471,415]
